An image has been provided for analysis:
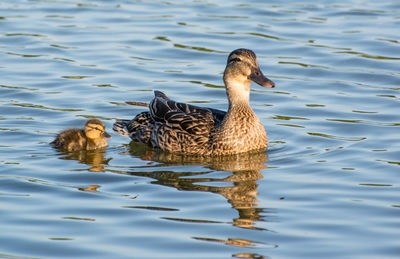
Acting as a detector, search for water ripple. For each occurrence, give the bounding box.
[0,0,399,259]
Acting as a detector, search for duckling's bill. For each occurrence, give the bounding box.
[103,131,112,138]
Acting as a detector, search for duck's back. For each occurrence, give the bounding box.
[52,128,87,151]
[114,91,227,155]
[149,91,217,154]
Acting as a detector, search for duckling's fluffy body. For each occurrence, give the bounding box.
[52,119,111,151]
[113,49,275,156]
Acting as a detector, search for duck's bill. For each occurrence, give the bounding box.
[250,69,275,88]
[103,131,112,138]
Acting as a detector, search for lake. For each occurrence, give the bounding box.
[0,0,399,258]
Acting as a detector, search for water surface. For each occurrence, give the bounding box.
[1,0,400,258]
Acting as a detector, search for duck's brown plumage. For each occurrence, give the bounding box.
[113,49,275,156]
[52,119,111,151]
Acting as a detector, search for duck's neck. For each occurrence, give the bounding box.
[219,86,256,135]
[225,80,251,108]
[211,81,266,155]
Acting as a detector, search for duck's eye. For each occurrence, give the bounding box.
[229,57,241,63]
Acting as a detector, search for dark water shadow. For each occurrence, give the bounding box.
[123,142,272,231]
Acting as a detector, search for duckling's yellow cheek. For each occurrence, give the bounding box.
[86,130,101,139]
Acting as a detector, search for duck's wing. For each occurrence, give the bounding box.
[150,90,226,126]
[148,91,217,153]
[203,107,225,125]
[114,91,227,152]
[149,91,212,136]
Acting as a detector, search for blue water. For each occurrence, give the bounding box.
[1,0,399,258]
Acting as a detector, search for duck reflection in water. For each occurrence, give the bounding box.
[123,142,271,230]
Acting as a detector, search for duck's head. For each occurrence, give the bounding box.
[84,119,112,140]
[223,49,275,104]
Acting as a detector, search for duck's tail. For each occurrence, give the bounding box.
[113,120,131,137]
[113,112,152,144]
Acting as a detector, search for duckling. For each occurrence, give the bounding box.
[113,48,275,156]
[52,119,111,151]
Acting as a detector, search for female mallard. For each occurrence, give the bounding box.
[52,119,112,151]
[113,48,275,156]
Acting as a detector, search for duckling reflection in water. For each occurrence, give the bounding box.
[59,149,112,172]
[52,119,112,151]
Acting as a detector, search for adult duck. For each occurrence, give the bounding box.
[113,48,275,156]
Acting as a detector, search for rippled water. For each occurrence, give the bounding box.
[1,0,400,258]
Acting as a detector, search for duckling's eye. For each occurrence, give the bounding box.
[89,126,103,133]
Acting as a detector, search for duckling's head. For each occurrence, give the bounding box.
[223,49,275,104]
[84,119,112,140]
